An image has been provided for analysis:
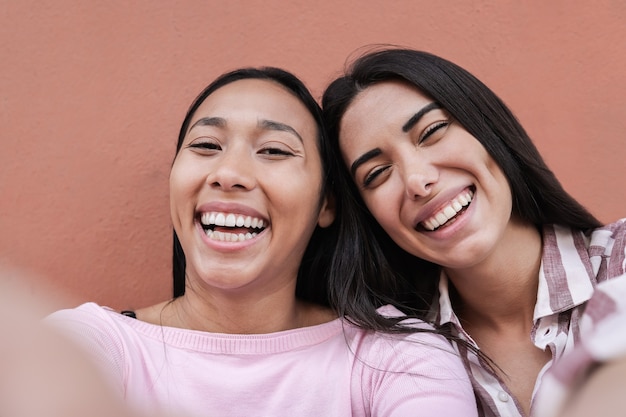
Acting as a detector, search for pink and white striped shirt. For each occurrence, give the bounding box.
[534,275,626,416]
[429,219,626,417]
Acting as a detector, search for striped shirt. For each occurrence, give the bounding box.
[533,276,626,416]
[428,219,626,417]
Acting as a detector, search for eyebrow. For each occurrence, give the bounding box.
[402,102,442,132]
[350,148,382,177]
[188,117,303,143]
[189,116,227,131]
[259,119,303,143]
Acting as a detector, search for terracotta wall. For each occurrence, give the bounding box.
[1,0,625,311]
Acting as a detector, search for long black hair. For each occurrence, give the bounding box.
[321,47,602,316]
[172,67,336,308]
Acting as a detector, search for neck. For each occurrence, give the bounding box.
[146,283,334,334]
[445,219,543,329]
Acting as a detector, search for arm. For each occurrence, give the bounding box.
[557,355,626,417]
[45,303,128,392]
[0,269,133,417]
[535,275,626,417]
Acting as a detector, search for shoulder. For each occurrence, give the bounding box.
[601,218,626,232]
[547,219,626,247]
[44,301,158,360]
[586,218,626,248]
[46,302,129,330]
[47,302,120,325]
[346,305,477,416]
[547,220,626,280]
[44,303,138,388]
[45,302,136,355]
[45,301,178,345]
[582,275,626,334]
[346,304,462,371]
[587,219,626,278]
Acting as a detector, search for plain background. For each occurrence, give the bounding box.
[1,0,625,311]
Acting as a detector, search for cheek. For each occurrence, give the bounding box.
[168,174,184,231]
[495,172,513,217]
[361,189,400,230]
[168,165,186,206]
[483,154,512,204]
[276,171,324,214]
[168,159,199,219]
[170,155,205,193]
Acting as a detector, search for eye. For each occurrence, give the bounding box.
[363,165,391,188]
[259,147,294,156]
[258,142,297,159]
[419,120,450,144]
[187,138,221,154]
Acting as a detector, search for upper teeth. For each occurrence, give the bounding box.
[422,190,474,231]
[200,212,265,229]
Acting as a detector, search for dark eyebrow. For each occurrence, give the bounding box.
[259,119,303,143]
[188,117,303,144]
[350,148,382,177]
[189,116,227,131]
[402,102,442,132]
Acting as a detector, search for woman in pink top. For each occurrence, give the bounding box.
[48,67,477,417]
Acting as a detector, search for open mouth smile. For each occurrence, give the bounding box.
[199,212,267,242]
[420,188,474,231]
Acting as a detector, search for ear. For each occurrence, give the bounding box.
[317,192,336,228]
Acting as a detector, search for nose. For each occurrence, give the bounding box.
[401,157,438,200]
[206,146,255,191]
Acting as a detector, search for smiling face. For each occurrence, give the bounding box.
[170,78,334,295]
[338,80,513,270]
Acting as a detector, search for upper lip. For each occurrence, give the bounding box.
[411,185,474,228]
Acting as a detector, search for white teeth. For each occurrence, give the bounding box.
[204,229,258,242]
[200,211,266,233]
[443,206,457,218]
[225,214,236,227]
[421,190,474,231]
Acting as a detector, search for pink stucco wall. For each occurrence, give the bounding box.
[1,1,625,311]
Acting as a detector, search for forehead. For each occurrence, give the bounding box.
[341,80,433,136]
[190,78,317,135]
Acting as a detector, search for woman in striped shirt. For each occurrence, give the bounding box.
[321,47,626,417]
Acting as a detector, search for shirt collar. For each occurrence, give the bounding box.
[533,224,595,319]
[429,271,462,327]
[430,224,596,327]
[429,272,478,345]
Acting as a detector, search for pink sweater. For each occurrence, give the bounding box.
[48,303,477,417]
